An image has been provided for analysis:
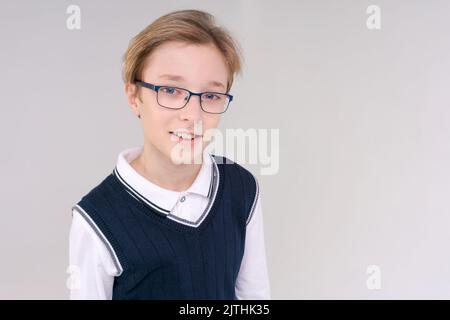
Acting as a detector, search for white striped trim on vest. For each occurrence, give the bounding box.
[112,154,220,228]
[71,204,124,275]
[165,156,220,227]
[246,172,260,226]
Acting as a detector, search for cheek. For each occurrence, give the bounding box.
[202,114,221,131]
[201,115,221,146]
[143,105,172,136]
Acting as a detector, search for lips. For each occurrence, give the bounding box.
[169,131,203,143]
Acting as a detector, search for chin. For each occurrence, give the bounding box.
[167,144,204,165]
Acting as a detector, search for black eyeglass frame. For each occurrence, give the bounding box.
[135,80,233,114]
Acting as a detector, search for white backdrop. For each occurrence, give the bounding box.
[1,0,449,299]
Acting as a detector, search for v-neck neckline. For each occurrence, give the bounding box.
[109,155,225,233]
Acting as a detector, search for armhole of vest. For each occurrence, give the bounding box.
[71,204,124,276]
[245,172,260,226]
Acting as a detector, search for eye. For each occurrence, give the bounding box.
[161,87,179,95]
[203,93,220,101]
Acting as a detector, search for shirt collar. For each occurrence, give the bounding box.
[115,146,213,212]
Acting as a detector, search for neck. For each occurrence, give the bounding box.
[131,143,202,192]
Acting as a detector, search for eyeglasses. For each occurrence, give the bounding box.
[135,80,233,114]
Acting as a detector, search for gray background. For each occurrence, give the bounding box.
[1,0,449,299]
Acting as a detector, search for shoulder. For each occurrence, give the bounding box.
[72,171,123,223]
[76,172,117,204]
[71,172,127,272]
[211,154,258,183]
[71,172,123,245]
[211,154,260,225]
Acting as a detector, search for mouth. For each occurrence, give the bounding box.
[169,131,203,144]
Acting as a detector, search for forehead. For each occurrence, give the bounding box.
[141,41,228,89]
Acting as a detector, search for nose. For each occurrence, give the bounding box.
[179,94,203,121]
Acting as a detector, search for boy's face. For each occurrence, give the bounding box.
[125,41,229,164]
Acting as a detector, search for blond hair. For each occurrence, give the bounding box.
[122,9,243,97]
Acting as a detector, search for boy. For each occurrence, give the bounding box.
[69,9,270,300]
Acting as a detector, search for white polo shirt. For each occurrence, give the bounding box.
[69,146,271,299]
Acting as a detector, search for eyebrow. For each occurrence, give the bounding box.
[157,74,226,89]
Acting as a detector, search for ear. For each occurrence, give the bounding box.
[124,83,141,117]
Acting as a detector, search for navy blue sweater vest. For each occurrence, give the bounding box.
[73,155,258,300]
